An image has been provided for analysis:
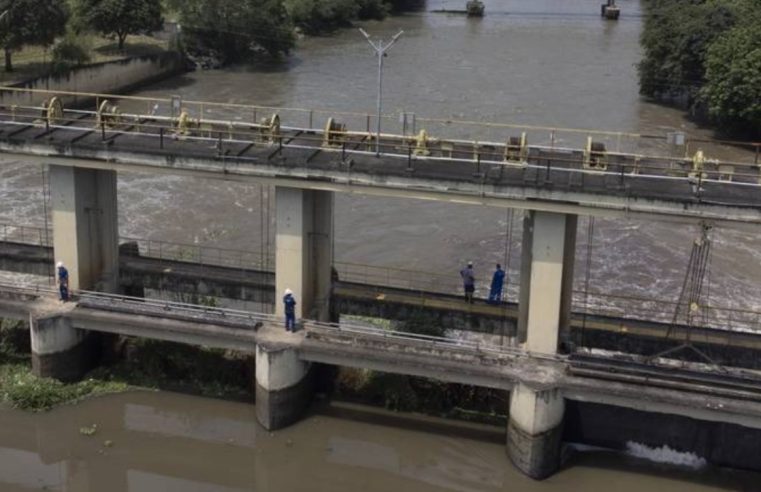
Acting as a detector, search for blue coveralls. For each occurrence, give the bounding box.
[58,266,69,301]
[460,266,475,302]
[488,267,505,304]
[283,294,296,331]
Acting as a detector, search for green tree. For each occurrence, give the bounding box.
[176,0,294,61]
[285,0,359,34]
[0,0,69,72]
[74,0,164,50]
[638,0,737,101]
[702,23,761,136]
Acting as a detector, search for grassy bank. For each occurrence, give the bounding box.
[0,34,169,85]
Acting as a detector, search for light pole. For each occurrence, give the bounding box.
[359,28,403,156]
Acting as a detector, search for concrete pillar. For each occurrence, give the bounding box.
[517,211,577,354]
[507,383,565,480]
[50,165,119,292]
[30,313,99,382]
[275,187,334,322]
[255,344,313,430]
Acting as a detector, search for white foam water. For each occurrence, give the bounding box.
[625,442,707,470]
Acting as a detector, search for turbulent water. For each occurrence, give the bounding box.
[2,0,761,489]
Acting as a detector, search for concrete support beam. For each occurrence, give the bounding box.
[517,211,577,354]
[507,383,565,480]
[275,187,334,322]
[50,165,119,292]
[30,312,99,382]
[255,344,314,430]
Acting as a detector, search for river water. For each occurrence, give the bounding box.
[0,391,758,491]
[3,0,761,489]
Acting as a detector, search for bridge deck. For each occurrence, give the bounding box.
[2,104,761,223]
[4,284,761,429]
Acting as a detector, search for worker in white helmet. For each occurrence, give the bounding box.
[56,261,69,302]
[283,288,297,332]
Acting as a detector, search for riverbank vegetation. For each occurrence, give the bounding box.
[167,0,423,62]
[0,0,168,82]
[639,0,761,137]
[0,318,252,411]
[334,311,507,424]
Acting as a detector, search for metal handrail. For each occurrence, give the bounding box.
[0,280,535,357]
[2,225,761,331]
[1,85,759,160]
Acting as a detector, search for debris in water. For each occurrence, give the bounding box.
[79,424,98,436]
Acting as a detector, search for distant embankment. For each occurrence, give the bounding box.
[0,52,185,108]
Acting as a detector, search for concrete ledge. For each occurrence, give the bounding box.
[507,418,563,480]
[31,331,100,382]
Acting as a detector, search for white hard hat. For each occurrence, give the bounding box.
[467,261,473,266]
[284,288,293,295]
[56,261,64,268]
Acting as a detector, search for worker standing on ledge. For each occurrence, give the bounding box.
[56,261,69,302]
[283,288,297,331]
[488,263,505,304]
[460,261,475,303]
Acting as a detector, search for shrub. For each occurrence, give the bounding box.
[51,35,92,71]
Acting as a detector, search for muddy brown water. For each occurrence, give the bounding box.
[0,391,759,491]
[3,0,761,489]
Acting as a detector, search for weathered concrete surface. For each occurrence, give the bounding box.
[507,384,564,479]
[50,166,119,292]
[2,137,761,227]
[565,400,761,472]
[0,241,51,277]
[518,211,576,354]
[29,301,98,381]
[8,243,761,369]
[255,344,314,430]
[275,187,334,321]
[333,281,516,334]
[0,52,184,108]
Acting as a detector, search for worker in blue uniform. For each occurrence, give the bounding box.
[488,263,505,304]
[460,261,475,303]
[56,261,69,302]
[283,288,297,331]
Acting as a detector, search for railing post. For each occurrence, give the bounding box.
[160,127,164,149]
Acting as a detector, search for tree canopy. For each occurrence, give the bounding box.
[638,0,761,136]
[174,0,295,60]
[702,22,761,134]
[73,0,163,50]
[0,0,69,71]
